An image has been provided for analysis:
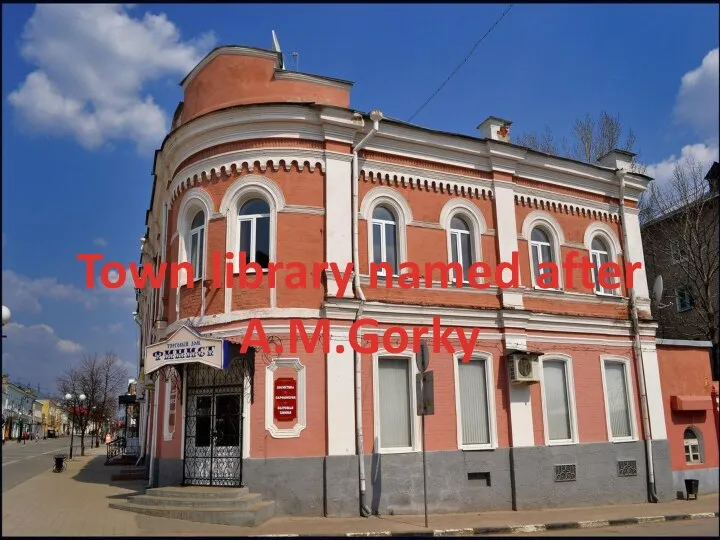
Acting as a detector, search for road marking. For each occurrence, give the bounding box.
[2,448,66,467]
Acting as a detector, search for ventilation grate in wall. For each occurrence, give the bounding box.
[468,472,491,486]
[554,464,577,482]
[617,460,638,477]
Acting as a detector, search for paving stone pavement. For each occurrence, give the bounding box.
[2,446,718,537]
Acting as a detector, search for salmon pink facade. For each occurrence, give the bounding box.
[656,340,719,495]
[133,44,674,517]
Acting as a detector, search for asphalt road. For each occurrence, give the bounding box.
[1,437,84,493]
[492,518,719,536]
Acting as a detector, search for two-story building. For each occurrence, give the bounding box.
[2,376,39,440]
[132,44,674,518]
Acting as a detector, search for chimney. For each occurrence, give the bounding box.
[597,149,636,171]
[477,116,512,143]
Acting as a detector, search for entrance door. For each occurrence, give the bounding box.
[183,358,247,487]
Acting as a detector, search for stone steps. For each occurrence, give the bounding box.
[108,486,275,527]
[111,466,148,481]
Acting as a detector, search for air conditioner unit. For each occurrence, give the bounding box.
[508,352,540,384]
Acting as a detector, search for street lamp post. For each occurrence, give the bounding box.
[2,305,10,338]
[64,393,86,459]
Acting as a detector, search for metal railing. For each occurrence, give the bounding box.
[105,437,126,464]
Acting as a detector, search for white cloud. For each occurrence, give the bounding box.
[7,4,215,152]
[645,142,719,188]
[1,268,136,314]
[56,339,84,354]
[4,322,82,356]
[646,48,720,190]
[94,237,108,247]
[2,269,94,313]
[674,48,719,144]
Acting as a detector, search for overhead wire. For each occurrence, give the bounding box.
[407,4,515,123]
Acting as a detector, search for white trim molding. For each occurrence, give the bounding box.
[522,210,566,290]
[176,188,213,287]
[453,352,498,451]
[265,357,307,438]
[372,349,421,454]
[583,221,623,257]
[599,355,639,443]
[361,186,411,276]
[538,353,580,446]
[359,185,414,223]
[220,175,283,312]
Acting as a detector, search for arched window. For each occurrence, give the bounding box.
[372,205,398,275]
[590,237,613,295]
[684,428,702,464]
[188,210,205,280]
[530,227,555,288]
[450,216,474,282]
[239,198,270,269]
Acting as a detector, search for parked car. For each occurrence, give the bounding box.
[47,429,57,438]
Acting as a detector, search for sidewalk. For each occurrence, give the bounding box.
[2,447,718,537]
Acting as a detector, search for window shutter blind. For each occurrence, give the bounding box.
[605,362,631,438]
[378,358,411,448]
[458,360,490,445]
[544,361,571,441]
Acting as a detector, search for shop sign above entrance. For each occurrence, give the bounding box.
[145,325,228,375]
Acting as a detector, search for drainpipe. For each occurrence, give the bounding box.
[617,170,658,503]
[351,109,384,517]
[147,374,160,489]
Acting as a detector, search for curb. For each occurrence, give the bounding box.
[256,511,720,537]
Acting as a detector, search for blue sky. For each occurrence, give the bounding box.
[2,4,718,395]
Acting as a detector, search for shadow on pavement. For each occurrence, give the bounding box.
[67,454,147,499]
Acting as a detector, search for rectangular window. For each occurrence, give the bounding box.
[542,360,573,443]
[676,288,693,312]
[603,361,633,440]
[457,358,491,447]
[377,357,412,450]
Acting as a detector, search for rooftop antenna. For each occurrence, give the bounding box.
[291,51,300,71]
[271,30,286,70]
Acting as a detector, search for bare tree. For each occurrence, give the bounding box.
[57,352,128,456]
[515,111,645,173]
[640,156,719,348]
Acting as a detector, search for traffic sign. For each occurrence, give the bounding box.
[416,340,430,373]
[416,371,435,416]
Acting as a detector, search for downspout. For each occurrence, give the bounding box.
[133,314,148,467]
[352,109,384,517]
[617,169,658,503]
[147,373,160,489]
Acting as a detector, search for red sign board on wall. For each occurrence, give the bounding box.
[274,377,297,422]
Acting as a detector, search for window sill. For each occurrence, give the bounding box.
[609,436,638,444]
[546,439,578,447]
[531,286,565,293]
[375,446,418,455]
[460,444,496,451]
[595,291,620,298]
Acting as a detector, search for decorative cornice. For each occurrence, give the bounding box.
[273,70,352,91]
[515,193,620,223]
[169,150,326,208]
[360,168,494,201]
[174,138,324,177]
